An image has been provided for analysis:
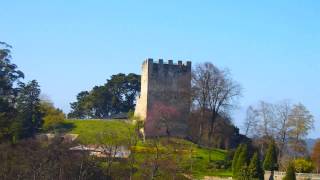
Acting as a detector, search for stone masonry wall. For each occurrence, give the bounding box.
[135,58,192,137]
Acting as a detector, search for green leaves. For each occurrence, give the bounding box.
[68,73,141,119]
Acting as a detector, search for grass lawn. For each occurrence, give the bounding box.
[63,119,134,144]
[179,141,232,178]
[61,119,232,178]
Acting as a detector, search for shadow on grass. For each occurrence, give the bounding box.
[56,122,75,133]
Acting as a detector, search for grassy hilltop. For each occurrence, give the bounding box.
[62,119,232,178]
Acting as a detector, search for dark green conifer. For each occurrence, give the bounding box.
[235,144,248,178]
[248,152,264,180]
[283,162,296,180]
[263,140,278,171]
[232,144,243,176]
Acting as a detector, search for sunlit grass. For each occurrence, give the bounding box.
[62,119,232,178]
[64,119,134,144]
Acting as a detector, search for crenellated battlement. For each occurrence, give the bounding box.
[143,58,191,73]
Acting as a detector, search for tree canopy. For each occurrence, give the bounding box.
[0,42,42,143]
[68,73,140,119]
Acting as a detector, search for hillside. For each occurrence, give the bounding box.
[64,119,134,144]
[62,119,232,178]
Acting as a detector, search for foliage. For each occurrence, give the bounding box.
[232,144,243,175]
[15,80,42,139]
[0,42,44,143]
[293,158,314,173]
[263,140,278,171]
[0,42,24,142]
[40,100,65,131]
[283,162,296,180]
[311,139,320,173]
[287,103,314,157]
[237,165,251,180]
[248,152,264,180]
[234,144,248,178]
[68,73,140,119]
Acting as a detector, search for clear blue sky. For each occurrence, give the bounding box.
[1,0,319,138]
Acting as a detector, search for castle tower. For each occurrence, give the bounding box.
[135,58,191,137]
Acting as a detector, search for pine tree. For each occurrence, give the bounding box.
[235,144,248,178]
[263,140,278,171]
[248,152,264,180]
[283,162,296,180]
[232,144,243,175]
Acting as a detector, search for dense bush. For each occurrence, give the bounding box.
[293,158,314,173]
[40,101,65,131]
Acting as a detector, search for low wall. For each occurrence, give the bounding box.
[265,171,320,180]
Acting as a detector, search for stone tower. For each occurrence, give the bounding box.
[135,58,191,137]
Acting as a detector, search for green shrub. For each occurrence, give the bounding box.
[293,158,314,173]
[40,101,65,131]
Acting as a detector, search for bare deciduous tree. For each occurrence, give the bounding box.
[244,101,314,169]
[275,100,291,165]
[243,105,259,137]
[192,62,241,159]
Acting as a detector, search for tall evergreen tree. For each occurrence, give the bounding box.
[232,144,243,175]
[263,140,278,171]
[15,80,42,139]
[248,152,264,180]
[234,144,248,178]
[0,42,24,142]
[283,162,296,180]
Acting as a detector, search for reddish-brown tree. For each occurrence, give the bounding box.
[145,101,180,137]
[311,140,320,173]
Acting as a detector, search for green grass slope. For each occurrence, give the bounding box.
[63,119,232,178]
[64,119,134,144]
